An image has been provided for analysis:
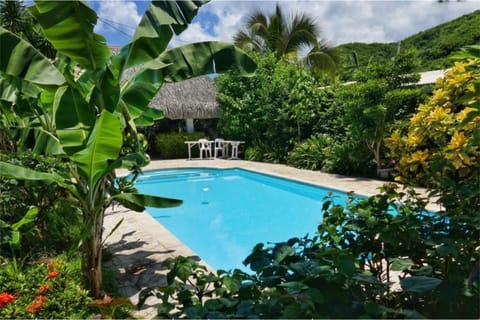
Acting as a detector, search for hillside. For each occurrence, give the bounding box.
[335,9,480,79]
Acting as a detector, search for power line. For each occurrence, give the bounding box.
[97,16,193,45]
[100,17,137,31]
[97,17,133,38]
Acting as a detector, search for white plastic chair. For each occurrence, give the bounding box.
[214,138,227,159]
[198,139,211,159]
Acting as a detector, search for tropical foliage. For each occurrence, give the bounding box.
[234,3,337,75]
[335,9,480,80]
[286,134,335,171]
[139,184,479,318]
[218,50,426,176]
[0,152,80,260]
[217,52,333,163]
[0,0,255,300]
[336,50,426,175]
[160,41,479,320]
[0,256,93,319]
[1,0,478,318]
[385,46,480,262]
[0,0,55,58]
[386,45,480,189]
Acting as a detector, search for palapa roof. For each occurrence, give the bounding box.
[110,46,219,120]
[152,76,219,120]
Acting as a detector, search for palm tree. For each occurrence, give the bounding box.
[233,3,337,75]
[0,0,255,298]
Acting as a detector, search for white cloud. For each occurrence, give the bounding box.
[168,0,480,47]
[170,22,218,47]
[92,0,480,47]
[94,0,141,37]
[169,1,275,45]
[212,10,245,42]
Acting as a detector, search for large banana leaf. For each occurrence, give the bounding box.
[71,110,122,188]
[132,108,165,127]
[12,127,64,155]
[158,42,257,82]
[93,66,121,113]
[111,193,182,212]
[0,27,65,86]
[113,0,209,71]
[30,128,64,155]
[0,161,67,185]
[104,152,150,174]
[0,74,42,102]
[11,207,40,231]
[29,0,110,71]
[120,41,256,124]
[0,77,19,104]
[53,86,96,155]
[120,61,168,125]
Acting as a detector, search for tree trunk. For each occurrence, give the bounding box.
[81,209,105,299]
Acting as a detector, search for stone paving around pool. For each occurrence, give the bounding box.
[104,159,440,319]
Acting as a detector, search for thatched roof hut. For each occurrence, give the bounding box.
[110,46,219,131]
[152,75,219,120]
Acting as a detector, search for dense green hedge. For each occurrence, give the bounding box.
[154,132,206,159]
[217,52,334,163]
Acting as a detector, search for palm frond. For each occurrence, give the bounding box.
[302,44,339,75]
[233,29,265,53]
[232,3,337,75]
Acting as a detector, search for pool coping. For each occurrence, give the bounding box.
[105,159,440,318]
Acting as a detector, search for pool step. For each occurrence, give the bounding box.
[138,170,219,182]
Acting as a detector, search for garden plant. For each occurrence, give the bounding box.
[0,0,478,318]
[0,0,255,303]
[139,46,479,318]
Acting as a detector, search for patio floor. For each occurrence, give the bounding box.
[105,159,439,319]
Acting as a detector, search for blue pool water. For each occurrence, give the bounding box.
[134,168,351,271]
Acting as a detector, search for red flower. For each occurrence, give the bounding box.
[47,271,59,279]
[39,284,50,294]
[0,292,15,308]
[27,295,46,313]
[27,302,42,313]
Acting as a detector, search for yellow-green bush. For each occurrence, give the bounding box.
[386,49,480,188]
[154,132,206,159]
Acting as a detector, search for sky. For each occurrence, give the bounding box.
[89,0,480,47]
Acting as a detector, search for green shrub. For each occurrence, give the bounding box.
[217,52,333,164]
[0,152,81,258]
[287,134,334,170]
[154,132,206,159]
[0,255,93,319]
[244,142,289,163]
[322,139,375,176]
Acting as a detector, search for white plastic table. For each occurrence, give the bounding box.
[224,140,244,159]
[184,141,201,160]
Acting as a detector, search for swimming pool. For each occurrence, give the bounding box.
[133,168,352,271]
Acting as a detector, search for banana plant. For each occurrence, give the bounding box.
[0,0,256,298]
[0,206,40,272]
